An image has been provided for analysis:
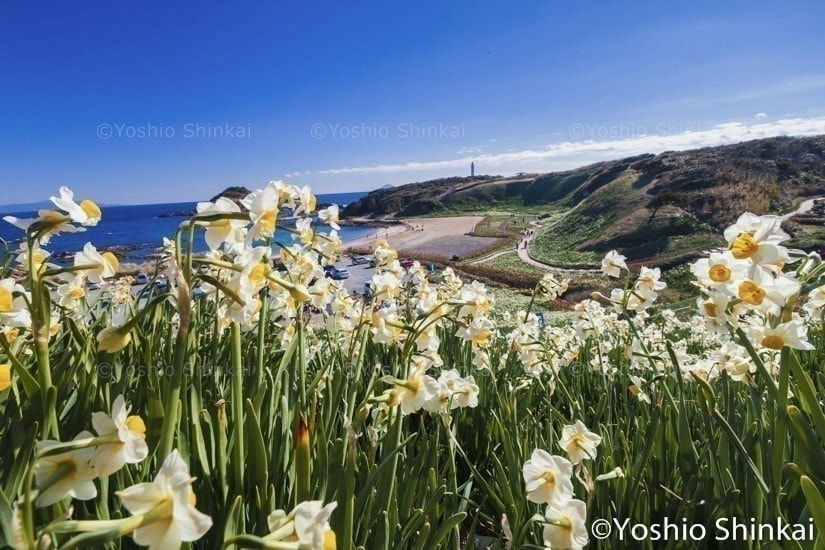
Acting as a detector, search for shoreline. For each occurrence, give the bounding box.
[99,216,490,275]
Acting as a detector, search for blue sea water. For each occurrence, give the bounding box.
[0,191,371,264]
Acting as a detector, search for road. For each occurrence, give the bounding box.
[777,196,823,241]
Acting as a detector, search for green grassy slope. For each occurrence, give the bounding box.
[341,135,825,265]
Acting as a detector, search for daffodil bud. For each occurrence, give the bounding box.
[289,284,311,303]
[97,326,132,353]
[295,415,311,503]
[596,467,625,481]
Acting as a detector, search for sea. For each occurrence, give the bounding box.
[0,191,372,265]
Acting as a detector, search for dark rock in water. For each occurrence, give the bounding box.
[100,244,151,255]
[157,210,195,218]
[209,186,251,209]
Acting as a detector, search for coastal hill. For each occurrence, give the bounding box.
[209,186,252,205]
[342,135,825,266]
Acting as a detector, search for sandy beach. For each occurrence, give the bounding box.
[345,216,503,257]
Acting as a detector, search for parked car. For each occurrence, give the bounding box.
[330,268,350,280]
[154,279,168,290]
[135,273,150,285]
[86,280,101,291]
[400,258,415,269]
[369,259,377,268]
[350,256,370,265]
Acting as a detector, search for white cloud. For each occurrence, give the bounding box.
[312,117,825,177]
[755,112,767,118]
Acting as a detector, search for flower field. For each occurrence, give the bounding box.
[1,182,825,549]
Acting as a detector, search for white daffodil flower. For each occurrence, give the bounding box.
[74,242,118,283]
[3,209,85,244]
[456,315,496,348]
[522,449,574,505]
[317,204,340,230]
[690,251,750,288]
[558,420,602,464]
[0,278,32,328]
[117,450,212,549]
[542,497,589,550]
[241,182,281,241]
[723,212,790,266]
[34,432,98,507]
[196,197,247,251]
[293,500,337,548]
[748,318,815,351]
[601,250,627,278]
[91,395,149,477]
[396,366,439,415]
[50,186,102,226]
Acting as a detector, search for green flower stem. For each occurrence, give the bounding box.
[256,290,269,392]
[36,433,122,458]
[772,347,791,500]
[59,498,174,550]
[297,314,307,410]
[156,305,192,460]
[230,321,245,496]
[27,235,58,439]
[40,262,104,279]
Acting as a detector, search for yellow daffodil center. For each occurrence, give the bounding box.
[80,199,101,220]
[304,196,316,213]
[70,287,86,300]
[259,210,277,236]
[404,377,421,394]
[248,263,270,286]
[102,252,119,272]
[188,491,197,506]
[541,471,556,486]
[731,233,759,259]
[703,302,717,317]
[4,328,19,343]
[473,331,490,347]
[0,363,11,391]
[762,335,785,350]
[386,389,401,407]
[738,281,766,305]
[709,264,731,283]
[0,287,13,313]
[32,250,48,264]
[324,531,337,550]
[125,415,147,438]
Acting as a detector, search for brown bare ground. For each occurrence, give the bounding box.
[346,216,503,258]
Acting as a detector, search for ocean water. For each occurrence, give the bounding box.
[0,191,371,264]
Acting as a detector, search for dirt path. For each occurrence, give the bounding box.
[517,221,600,273]
[777,197,823,241]
[470,216,600,273]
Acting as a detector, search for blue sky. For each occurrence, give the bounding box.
[1,1,824,205]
